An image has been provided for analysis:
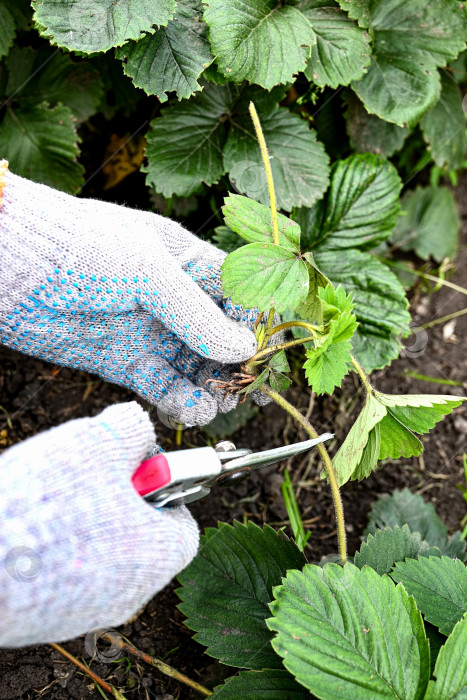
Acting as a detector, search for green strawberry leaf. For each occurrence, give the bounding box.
[375,393,465,434]
[221,243,309,313]
[268,563,430,699]
[392,556,467,636]
[420,70,467,171]
[32,0,175,54]
[268,351,290,373]
[355,525,441,576]
[390,186,461,262]
[0,2,16,59]
[0,102,83,193]
[269,371,293,393]
[144,83,231,197]
[346,0,467,124]
[177,521,306,669]
[203,0,315,88]
[344,92,409,158]
[116,0,213,102]
[299,153,402,251]
[424,613,467,700]
[5,46,103,124]
[302,0,371,88]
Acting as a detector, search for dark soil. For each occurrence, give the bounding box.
[1,179,467,699]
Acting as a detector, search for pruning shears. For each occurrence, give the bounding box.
[132,434,334,508]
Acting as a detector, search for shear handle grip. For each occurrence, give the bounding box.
[132,454,171,497]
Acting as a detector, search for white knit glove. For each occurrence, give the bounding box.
[0,402,199,647]
[0,162,258,425]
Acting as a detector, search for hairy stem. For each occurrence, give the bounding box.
[350,355,372,397]
[249,101,279,245]
[102,633,212,697]
[251,335,316,362]
[260,385,347,564]
[268,320,320,336]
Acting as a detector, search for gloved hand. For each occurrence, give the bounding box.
[0,402,198,647]
[0,162,259,425]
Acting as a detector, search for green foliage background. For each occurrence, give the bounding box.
[1,0,466,372]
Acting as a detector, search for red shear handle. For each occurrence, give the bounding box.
[132,454,171,497]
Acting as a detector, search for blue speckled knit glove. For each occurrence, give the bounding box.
[0,163,258,425]
[0,402,199,647]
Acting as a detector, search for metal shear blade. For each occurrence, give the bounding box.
[205,433,334,488]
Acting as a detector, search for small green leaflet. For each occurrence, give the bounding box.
[302,0,371,89]
[391,556,467,636]
[333,394,386,486]
[354,525,441,576]
[424,613,467,700]
[377,413,423,460]
[116,0,213,102]
[222,194,301,251]
[32,0,175,54]
[420,71,467,171]
[203,0,315,89]
[344,92,409,158]
[303,286,358,395]
[221,242,308,314]
[0,102,83,193]
[268,563,430,699]
[314,248,410,371]
[390,187,460,262]
[344,0,467,124]
[332,393,464,486]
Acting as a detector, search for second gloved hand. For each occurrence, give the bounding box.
[0,402,199,647]
[0,163,258,425]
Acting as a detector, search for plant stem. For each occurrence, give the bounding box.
[260,385,347,564]
[50,643,126,699]
[102,633,212,697]
[403,370,465,387]
[249,101,279,245]
[350,355,372,397]
[251,335,316,361]
[414,307,467,331]
[383,259,467,296]
[268,320,320,336]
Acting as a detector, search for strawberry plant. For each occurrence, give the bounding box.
[0,2,465,369]
[209,102,465,565]
[177,489,467,698]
